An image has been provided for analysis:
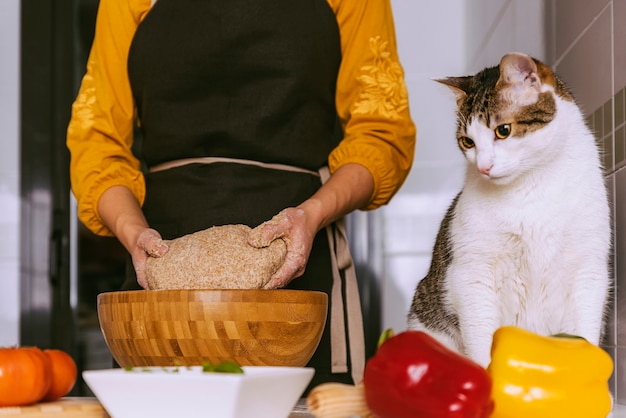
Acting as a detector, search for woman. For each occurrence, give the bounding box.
[67,0,416,388]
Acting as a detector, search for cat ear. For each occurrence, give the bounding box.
[435,76,472,102]
[496,53,541,92]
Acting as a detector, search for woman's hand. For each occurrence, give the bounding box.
[97,186,170,289]
[248,208,315,289]
[248,163,375,288]
[132,228,170,289]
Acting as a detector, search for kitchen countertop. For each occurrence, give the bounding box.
[4,397,623,417]
[0,398,315,417]
[291,403,626,418]
[293,402,626,418]
[294,401,626,417]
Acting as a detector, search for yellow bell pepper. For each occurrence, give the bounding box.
[487,326,613,418]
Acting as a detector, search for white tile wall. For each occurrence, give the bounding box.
[548,0,625,402]
[0,0,21,347]
[615,0,626,92]
[554,0,611,58]
[465,0,549,71]
[555,3,612,115]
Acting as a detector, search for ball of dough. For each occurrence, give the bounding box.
[145,224,287,290]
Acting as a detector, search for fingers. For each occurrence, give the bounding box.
[252,208,313,289]
[137,228,169,257]
[264,250,307,289]
[248,211,292,248]
[133,228,169,289]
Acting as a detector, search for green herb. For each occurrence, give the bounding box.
[123,367,154,373]
[201,360,244,374]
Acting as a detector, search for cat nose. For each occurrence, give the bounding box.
[478,163,493,175]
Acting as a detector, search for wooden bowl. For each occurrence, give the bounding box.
[96,289,328,368]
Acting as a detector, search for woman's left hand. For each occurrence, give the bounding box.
[248,208,316,289]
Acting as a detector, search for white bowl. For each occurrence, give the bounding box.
[83,366,315,418]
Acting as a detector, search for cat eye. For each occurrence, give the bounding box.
[458,136,475,149]
[495,124,512,139]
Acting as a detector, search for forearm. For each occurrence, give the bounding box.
[297,163,374,233]
[97,185,150,253]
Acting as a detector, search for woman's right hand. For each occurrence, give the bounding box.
[132,228,169,289]
[97,186,170,289]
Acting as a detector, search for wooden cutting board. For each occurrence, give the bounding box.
[0,398,109,417]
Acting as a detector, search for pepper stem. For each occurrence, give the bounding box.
[377,328,394,348]
[551,333,587,341]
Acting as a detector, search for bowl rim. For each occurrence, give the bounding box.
[97,288,329,303]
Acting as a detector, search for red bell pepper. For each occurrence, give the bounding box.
[363,330,494,418]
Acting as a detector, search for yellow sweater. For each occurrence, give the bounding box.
[67,0,416,236]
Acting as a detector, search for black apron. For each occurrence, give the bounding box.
[125,0,360,389]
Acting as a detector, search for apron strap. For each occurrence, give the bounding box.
[148,157,366,384]
[318,167,366,385]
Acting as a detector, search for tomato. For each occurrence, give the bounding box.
[42,349,78,401]
[0,347,52,407]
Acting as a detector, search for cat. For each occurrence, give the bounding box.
[406,52,611,367]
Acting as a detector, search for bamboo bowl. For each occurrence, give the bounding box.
[96,289,328,368]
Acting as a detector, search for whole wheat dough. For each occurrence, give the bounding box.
[145,224,287,290]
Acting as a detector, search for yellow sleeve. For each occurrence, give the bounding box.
[327,0,416,210]
[66,0,152,236]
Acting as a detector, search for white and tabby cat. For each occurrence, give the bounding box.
[407,52,611,367]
